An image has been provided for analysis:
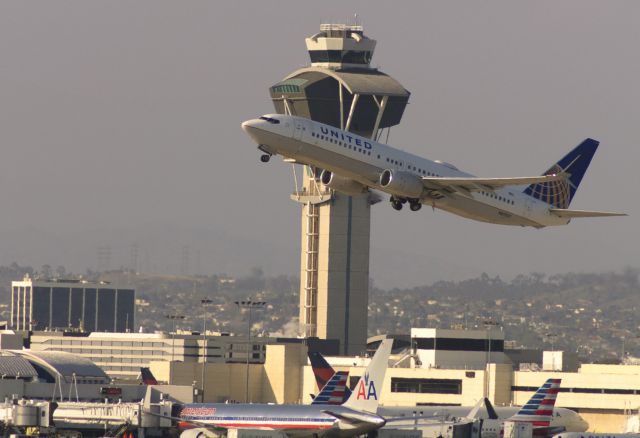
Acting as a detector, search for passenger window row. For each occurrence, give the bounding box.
[480,191,515,205]
[312,132,371,156]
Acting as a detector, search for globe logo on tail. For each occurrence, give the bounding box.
[525,165,571,209]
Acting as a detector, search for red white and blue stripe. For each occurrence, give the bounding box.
[312,371,349,405]
[511,378,562,427]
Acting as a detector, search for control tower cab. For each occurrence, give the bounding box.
[269,24,411,355]
[306,24,375,69]
[270,24,410,139]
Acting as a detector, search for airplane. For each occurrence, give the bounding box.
[308,351,352,403]
[307,353,587,432]
[174,339,393,438]
[139,367,158,385]
[241,115,625,228]
[477,378,563,438]
[553,433,640,438]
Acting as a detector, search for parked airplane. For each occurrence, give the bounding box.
[308,354,587,432]
[139,367,158,385]
[242,115,625,228]
[553,433,640,438]
[174,339,393,438]
[478,378,563,438]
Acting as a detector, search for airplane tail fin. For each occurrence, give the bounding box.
[309,351,353,402]
[311,371,349,405]
[509,378,561,426]
[523,139,599,208]
[342,339,393,413]
[140,367,158,385]
[309,351,337,391]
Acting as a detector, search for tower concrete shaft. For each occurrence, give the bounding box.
[273,23,410,356]
[296,171,371,356]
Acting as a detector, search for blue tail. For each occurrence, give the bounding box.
[523,139,599,208]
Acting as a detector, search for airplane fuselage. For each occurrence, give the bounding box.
[242,115,570,228]
[178,403,385,438]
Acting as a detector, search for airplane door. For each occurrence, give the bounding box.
[293,119,305,140]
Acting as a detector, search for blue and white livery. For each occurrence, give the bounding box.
[242,115,625,228]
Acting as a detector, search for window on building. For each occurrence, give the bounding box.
[391,378,462,394]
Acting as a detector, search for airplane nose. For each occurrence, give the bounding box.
[241,119,258,133]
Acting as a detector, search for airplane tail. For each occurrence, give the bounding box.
[523,139,599,208]
[140,367,158,385]
[308,351,353,402]
[342,339,393,413]
[311,371,350,405]
[509,378,561,426]
[309,351,337,390]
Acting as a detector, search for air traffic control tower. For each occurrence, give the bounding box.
[269,24,410,355]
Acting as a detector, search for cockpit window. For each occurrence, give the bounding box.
[259,116,280,124]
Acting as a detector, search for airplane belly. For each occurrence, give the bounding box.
[435,195,542,227]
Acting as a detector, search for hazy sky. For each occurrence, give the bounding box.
[1,1,638,288]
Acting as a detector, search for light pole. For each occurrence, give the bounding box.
[483,319,500,400]
[235,298,266,403]
[166,314,185,362]
[546,333,558,370]
[200,298,213,402]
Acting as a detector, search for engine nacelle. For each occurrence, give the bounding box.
[379,169,424,199]
[320,170,367,195]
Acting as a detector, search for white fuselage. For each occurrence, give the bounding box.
[242,115,570,228]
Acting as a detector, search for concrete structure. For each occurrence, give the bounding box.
[411,328,508,370]
[29,330,268,380]
[10,276,134,332]
[0,349,193,404]
[270,24,410,355]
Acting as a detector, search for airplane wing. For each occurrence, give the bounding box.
[422,174,566,193]
[549,209,628,218]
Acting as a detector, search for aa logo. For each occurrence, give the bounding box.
[356,372,378,400]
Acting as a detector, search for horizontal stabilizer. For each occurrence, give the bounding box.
[550,209,627,218]
[323,410,385,426]
[422,173,566,192]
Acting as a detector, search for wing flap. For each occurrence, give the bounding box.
[550,209,627,218]
[422,173,566,192]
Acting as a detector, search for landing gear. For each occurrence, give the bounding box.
[258,144,272,163]
[390,196,403,211]
[409,201,422,211]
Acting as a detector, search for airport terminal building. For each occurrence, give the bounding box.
[10,276,135,332]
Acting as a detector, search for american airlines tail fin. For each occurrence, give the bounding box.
[311,371,349,405]
[140,367,158,385]
[308,351,352,403]
[524,139,599,208]
[309,351,338,391]
[509,378,561,426]
[342,339,393,413]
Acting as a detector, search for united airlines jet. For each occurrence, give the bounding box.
[242,115,625,228]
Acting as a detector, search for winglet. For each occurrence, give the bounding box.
[342,339,393,413]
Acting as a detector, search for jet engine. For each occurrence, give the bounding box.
[179,427,222,438]
[379,169,424,199]
[320,170,367,195]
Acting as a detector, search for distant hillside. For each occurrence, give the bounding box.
[1,264,637,361]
